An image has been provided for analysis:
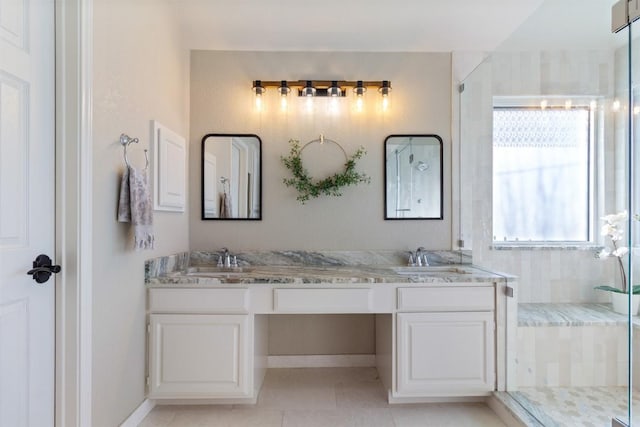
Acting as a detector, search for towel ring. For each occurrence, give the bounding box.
[219,176,230,193]
[120,133,149,170]
[300,134,348,162]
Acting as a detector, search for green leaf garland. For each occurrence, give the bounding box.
[281,139,370,203]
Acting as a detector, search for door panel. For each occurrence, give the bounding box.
[148,314,251,398]
[397,312,495,396]
[0,73,28,247]
[0,0,26,49]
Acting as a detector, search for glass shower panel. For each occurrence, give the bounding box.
[387,141,414,217]
[457,0,635,425]
[630,16,640,427]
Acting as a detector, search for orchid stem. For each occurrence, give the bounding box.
[613,241,628,293]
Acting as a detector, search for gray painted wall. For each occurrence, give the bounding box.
[92,1,190,425]
[189,50,453,251]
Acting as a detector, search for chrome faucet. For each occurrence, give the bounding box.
[221,247,231,268]
[414,247,429,267]
[218,248,239,269]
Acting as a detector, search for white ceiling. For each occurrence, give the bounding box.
[169,0,548,52]
[497,0,625,51]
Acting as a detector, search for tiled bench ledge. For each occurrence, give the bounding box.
[516,303,635,388]
[518,303,640,327]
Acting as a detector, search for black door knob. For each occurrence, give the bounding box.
[27,254,61,284]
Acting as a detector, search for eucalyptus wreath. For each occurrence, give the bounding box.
[281,139,371,203]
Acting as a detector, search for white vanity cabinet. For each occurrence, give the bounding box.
[148,314,251,398]
[395,286,496,397]
[147,288,254,400]
[145,278,509,403]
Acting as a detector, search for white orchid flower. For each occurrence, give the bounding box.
[611,229,624,241]
[601,223,616,237]
[602,210,628,225]
[597,211,633,294]
[613,247,629,257]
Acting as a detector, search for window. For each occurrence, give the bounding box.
[492,107,591,243]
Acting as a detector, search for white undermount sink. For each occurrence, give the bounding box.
[391,266,471,275]
[185,266,250,277]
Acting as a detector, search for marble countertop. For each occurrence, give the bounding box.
[518,303,639,327]
[146,264,510,287]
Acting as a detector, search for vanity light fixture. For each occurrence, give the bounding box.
[278,80,290,111]
[252,80,266,110]
[378,80,391,97]
[301,80,316,97]
[379,80,391,112]
[252,80,392,113]
[327,81,343,97]
[251,80,391,99]
[277,80,291,96]
[252,80,266,95]
[354,80,366,112]
[353,80,366,97]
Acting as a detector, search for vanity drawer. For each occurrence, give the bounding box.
[149,288,249,313]
[397,287,494,312]
[274,288,371,313]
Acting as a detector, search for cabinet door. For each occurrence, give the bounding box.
[396,312,495,396]
[148,314,251,398]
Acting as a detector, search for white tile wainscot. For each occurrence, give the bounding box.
[146,263,516,404]
[516,303,636,388]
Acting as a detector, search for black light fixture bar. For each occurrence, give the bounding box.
[253,80,391,97]
[299,88,347,97]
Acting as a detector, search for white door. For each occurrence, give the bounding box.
[0,0,55,425]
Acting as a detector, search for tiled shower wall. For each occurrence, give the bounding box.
[517,325,627,388]
[460,50,621,303]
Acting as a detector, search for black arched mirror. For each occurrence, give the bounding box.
[201,134,262,220]
[384,134,443,220]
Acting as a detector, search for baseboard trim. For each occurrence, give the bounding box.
[387,389,487,404]
[119,398,155,427]
[267,354,376,368]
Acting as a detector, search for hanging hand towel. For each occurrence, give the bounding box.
[219,192,232,218]
[118,166,155,250]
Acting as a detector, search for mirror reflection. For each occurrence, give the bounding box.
[201,134,261,220]
[384,135,443,219]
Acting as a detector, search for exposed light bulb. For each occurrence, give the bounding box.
[328,81,342,98]
[306,96,313,113]
[353,80,366,113]
[379,81,391,112]
[329,97,339,114]
[613,99,621,111]
[278,80,290,112]
[252,80,265,111]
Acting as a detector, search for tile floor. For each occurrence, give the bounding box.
[139,367,507,427]
[511,386,640,426]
